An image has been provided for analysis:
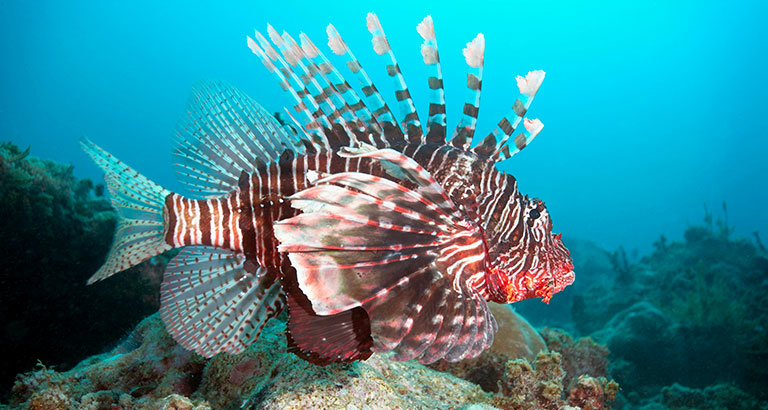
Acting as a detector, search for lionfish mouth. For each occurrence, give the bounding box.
[501,233,574,304]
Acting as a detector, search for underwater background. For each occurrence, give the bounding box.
[1,0,767,409]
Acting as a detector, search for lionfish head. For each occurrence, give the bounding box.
[485,196,574,304]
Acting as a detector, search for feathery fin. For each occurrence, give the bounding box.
[159,246,285,357]
[173,81,304,198]
[273,146,495,362]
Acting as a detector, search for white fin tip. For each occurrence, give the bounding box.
[516,70,546,97]
[299,33,319,58]
[327,24,346,55]
[463,33,485,68]
[523,118,544,135]
[417,15,435,41]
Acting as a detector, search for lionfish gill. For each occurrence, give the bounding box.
[81,13,574,365]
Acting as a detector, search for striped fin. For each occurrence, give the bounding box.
[281,31,355,127]
[451,34,485,151]
[265,26,337,130]
[173,81,303,197]
[492,118,544,162]
[417,15,446,144]
[327,23,406,145]
[80,137,173,284]
[366,13,423,141]
[273,146,495,362]
[159,246,285,357]
[389,278,493,363]
[276,29,362,148]
[299,32,385,143]
[255,27,336,148]
[417,289,465,363]
[387,280,450,361]
[473,70,545,158]
[442,291,490,361]
[247,34,331,151]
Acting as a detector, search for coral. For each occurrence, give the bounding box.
[567,375,618,410]
[7,308,621,409]
[9,313,496,409]
[570,207,768,403]
[540,328,610,390]
[428,304,548,392]
[489,351,616,410]
[10,314,207,408]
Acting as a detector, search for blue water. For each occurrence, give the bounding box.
[1,0,766,255]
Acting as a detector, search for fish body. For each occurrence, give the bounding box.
[81,14,574,365]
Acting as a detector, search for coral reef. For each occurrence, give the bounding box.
[8,310,617,409]
[567,208,768,405]
[489,351,617,410]
[657,383,767,410]
[0,142,168,399]
[631,383,768,410]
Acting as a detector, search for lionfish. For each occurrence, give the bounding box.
[81,13,574,365]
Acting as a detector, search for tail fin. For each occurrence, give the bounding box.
[80,137,173,284]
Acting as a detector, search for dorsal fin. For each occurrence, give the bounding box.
[451,34,485,151]
[281,32,359,130]
[173,81,303,198]
[247,34,330,152]
[417,15,447,144]
[327,23,406,145]
[366,13,423,142]
[298,32,386,144]
[473,70,545,158]
[276,29,363,148]
[245,15,548,165]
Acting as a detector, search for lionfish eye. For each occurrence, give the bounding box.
[530,208,541,220]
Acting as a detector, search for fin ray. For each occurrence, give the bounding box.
[159,246,285,357]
